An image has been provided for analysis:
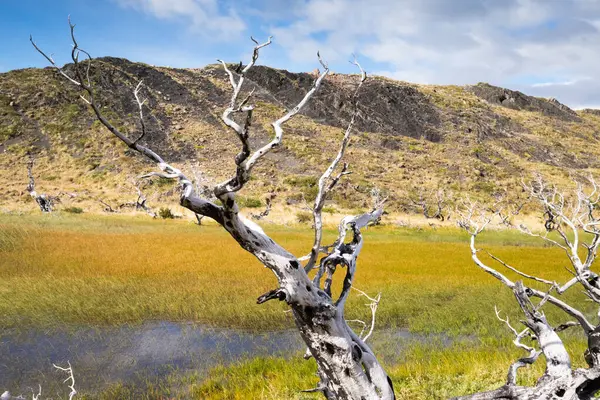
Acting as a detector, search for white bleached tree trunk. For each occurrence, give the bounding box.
[32,19,395,399]
[455,176,600,399]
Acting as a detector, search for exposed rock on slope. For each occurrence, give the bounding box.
[467,82,579,121]
[246,67,443,142]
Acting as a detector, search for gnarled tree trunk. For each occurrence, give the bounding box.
[456,177,600,400]
[32,19,395,399]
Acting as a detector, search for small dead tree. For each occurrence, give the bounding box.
[251,193,275,220]
[32,19,395,399]
[26,155,53,213]
[118,179,156,218]
[97,198,117,213]
[410,188,451,222]
[455,175,600,400]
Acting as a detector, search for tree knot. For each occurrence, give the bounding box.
[257,288,288,304]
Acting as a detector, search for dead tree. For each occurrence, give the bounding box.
[410,188,451,222]
[26,155,53,213]
[32,19,395,399]
[131,183,155,218]
[455,175,600,400]
[251,193,275,220]
[118,180,156,218]
[97,198,117,213]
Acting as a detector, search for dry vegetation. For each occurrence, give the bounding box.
[4,58,600,399]
[0,213,593,398]
[3,61,600,217]
[1,213,590,334]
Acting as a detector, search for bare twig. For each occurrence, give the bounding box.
[53,361,77,400]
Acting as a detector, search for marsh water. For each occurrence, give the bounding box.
[1,322,468,396]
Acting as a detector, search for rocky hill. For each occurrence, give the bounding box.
[1,57,600,216]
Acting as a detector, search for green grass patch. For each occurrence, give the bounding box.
[1,213,595,398]
[0,213,592,337]
[88,336,590,399]
[237,196,263,208]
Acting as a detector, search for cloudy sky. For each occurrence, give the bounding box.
[2,0,600,108]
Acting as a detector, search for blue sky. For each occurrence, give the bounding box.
[2,0,600,108]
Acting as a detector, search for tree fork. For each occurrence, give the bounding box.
[32,19,395,399]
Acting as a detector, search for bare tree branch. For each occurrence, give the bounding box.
[458,209,595,333]
[33,21,395,399]
[304,58,366,272]
[53,362,77,400]
[495,306,542,386]
[2,362,77,400]
[487,251,556,286]
[352,287,381,342]
[455,182,600,399]
[31,19,222,225]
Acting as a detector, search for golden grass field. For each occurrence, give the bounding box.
[0,213,593,399]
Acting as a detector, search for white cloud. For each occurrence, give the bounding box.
[531,79,584,88]
[114,0,246,40]
[265,0,600,108]
[109,0,600,108]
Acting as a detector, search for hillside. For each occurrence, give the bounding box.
[2,57,600,217]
